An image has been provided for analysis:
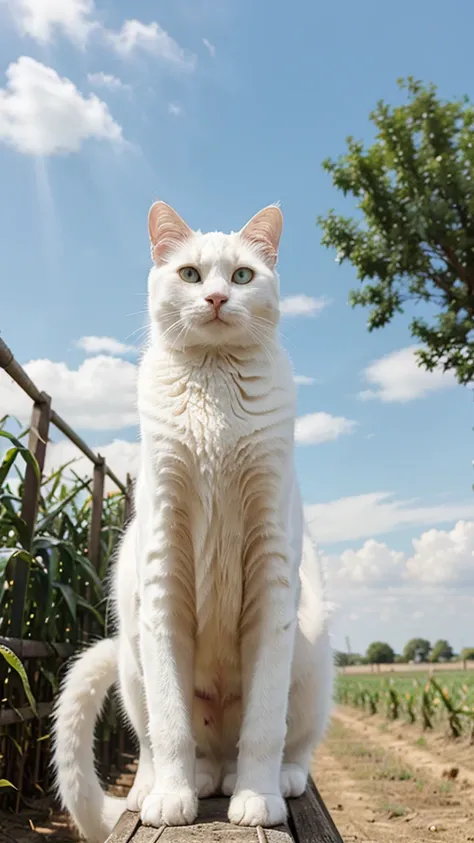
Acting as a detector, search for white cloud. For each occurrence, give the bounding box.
[294,375,315,386]
[44,437,139,491]
[280,295,328,317]
[330,540,404,586]
[107,20,196,69]
[0,57,123,155]
[306,491,474,545]
[359,345,457,403]
[0,355,137,429]
[404,521,474,586]
[325,520,474,591]
[9,0,96,47]
[202,38,216,57]
[295,412,356,445]
[168,103,183,117]
[87,72,131,93]
[7,2,195,70]
[76,336,135,355]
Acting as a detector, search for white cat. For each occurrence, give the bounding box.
[53,202,333,843]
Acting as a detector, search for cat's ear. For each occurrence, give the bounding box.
[148,201,193,264]
[240,205,283,268]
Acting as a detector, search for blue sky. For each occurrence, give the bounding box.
[0,0,473,654]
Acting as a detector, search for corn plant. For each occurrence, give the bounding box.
[336,670,474,737]
[0,417,130,807]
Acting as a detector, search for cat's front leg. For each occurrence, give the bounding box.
[138,502,197,827]
[228,525,296,827]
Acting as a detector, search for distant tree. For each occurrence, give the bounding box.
[461,647,474,661]
[403,637,431,663]
[430,639,454,662]
[318,78,474,387]
[366,641,395,664]
[334,651,350,667]
[394,654,405,664]
[350,653,367,665]
[334,651,366,667]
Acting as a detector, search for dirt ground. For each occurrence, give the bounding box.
[313,706,474,843]
[2,706,473,842]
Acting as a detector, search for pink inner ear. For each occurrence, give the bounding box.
[240,206,283,268]
[148,201,192,264]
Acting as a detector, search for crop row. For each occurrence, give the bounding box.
[335,673,474,738]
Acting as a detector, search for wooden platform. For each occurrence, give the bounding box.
[105,782,343,843]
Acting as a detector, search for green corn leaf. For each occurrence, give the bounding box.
[53,581,77,623]
[0,779,17,789]
[77,595,104,627]
[35,478,90,533]
[0,429,41,484]
[0,447,19,487]
[0,644,37,715]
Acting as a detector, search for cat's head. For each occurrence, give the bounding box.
[147,201,283,351]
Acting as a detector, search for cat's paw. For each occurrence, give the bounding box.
[141,788,198,827]
[279,764,307,798]
[228,790,286,827]
[127,780,153,812]
[196,757,220,798]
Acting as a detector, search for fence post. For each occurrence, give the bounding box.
[83,457,105,641]
[11,393,51,638]
[123,472,133,527]
[88,457,105,572]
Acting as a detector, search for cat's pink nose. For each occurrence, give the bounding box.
[205,293,228,310]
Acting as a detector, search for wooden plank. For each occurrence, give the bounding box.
[107,814,293,843]
[0,636,74,660]
[11,393,51,637]
[286,781,343,843]
[105,811,141,843]
[106,795,297,843]
[0,701,53,726]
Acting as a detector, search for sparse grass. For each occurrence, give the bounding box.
[376,765,414,781]
[382,802,407,817]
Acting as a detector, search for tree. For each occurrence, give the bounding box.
[430,639,453,662]
[403,637,431,663]
[318,78,474,386]
[334,651,350,667]
[461,647,474,661]
[334,651,366,667]
[366,641,395,664]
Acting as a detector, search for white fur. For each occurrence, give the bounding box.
[53,205,333,842]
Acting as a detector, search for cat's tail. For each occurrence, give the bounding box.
[53,637,126,843]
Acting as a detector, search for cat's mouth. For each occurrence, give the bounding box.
[205,313,229,326]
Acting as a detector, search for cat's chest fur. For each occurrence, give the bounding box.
[138,348,294,750]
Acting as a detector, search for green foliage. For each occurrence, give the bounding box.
[0,417,128,802]
[403,637,431,663]
[430,639,454,662]
[0,645,37,714]
[461,647,474,661]
[335,671,474,737]
[366,641,395,664]
[334,651,366,667]
[318,78,474,386]
[0,420,126,641]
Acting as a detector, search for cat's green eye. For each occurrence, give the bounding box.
[232,267,254,285]
[179,266,201,283]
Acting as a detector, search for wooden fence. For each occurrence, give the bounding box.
[0,337,134,807]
